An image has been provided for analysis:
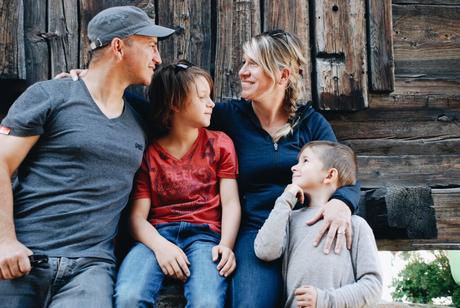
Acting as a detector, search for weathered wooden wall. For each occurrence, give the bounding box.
[0,0,459,251]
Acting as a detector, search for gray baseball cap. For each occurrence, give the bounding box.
[88,6,175,50]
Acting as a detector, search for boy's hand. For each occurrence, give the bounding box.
[54,69,88,81]
[295,285,317,308]
[154,238,190,282]
[212,245,236,277]
[285,184,305,205]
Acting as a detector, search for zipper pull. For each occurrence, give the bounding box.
[274,142,278,151]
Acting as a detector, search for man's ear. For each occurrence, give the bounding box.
[109,38,124,60]
[323,168,339,184]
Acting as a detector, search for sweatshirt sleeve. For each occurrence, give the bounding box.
[315,218,383,307]
[254,191,297,261]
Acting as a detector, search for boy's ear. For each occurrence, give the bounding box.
[323,168,339,184]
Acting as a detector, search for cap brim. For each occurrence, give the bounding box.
[136,24,175,40]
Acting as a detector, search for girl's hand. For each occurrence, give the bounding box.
[153,237,190,282]
[285,184,305,206]
[295,285,317,308]
[54,69,88,81]
[306,199,352,254]
[212,245,236,277]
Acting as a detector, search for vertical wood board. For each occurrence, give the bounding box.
[367,0,394,92]
[314,0,368,110]
[263,0,312,101]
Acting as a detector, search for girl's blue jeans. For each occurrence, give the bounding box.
[114,222,227,308]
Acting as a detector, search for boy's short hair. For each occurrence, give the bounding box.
[301,141,357,187]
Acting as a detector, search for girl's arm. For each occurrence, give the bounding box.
[130,199,190,282]
[213,178,241,277]
[254,187,300,261]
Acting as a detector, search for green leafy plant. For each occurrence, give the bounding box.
[392,251,460,306]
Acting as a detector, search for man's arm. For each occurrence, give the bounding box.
[0,134,39,280]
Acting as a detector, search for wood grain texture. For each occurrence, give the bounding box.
[214,0,260,100]
[314,0,368,110]
[0,0,25,79]
[367,0,394,92]
[48,0,79,77]
[263,0,312,101]
[393,4,460,80]
[156,0,212,71]
[23,0,48,82]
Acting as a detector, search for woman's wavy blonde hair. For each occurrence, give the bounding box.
[243,30,308,142]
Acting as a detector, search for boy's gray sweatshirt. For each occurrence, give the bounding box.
[254,191,382,308]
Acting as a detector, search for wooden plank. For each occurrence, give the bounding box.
[314,0,368,110]
[263,0,312,101]
[357,155,460,187]
[377,239,460,251]
[156,0,212,71]
[23,0,49,82]
[393,0,460,5]
[368,79,460,110]
[326,109,460,141]
[357,187,437,241]
[367,0,394,92]
[79,0,105,68]
[370,188,460,251]
[341,139,460,156]
[214,0,260,100]
[0,0,25,79]
[393,4,460,80]
[48,0,79,78]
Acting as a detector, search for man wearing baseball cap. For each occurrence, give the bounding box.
[0,6,173,307]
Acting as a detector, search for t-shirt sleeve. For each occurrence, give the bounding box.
[216,133,238,179]
[1,83,52,137]
[132,153,152,200]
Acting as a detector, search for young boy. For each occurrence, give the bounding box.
[254,141,382,308]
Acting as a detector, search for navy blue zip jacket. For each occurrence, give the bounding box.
[125,92,361,231]
[210,99,361,231]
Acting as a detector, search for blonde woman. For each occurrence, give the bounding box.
[209,30,361,307]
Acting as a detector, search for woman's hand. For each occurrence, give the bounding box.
[306,199,352,254]
[153,237,190,282]
[295,285,317,308]
[212,245,236,277]
[54,69,88,81]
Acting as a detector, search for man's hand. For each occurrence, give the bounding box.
[306,199,352,254]
[284,184,305,206]
[54,69,88,81]
[295,285,317,308]
[0,239,33,280]
[212,245,236,277]
[153,238,190,282]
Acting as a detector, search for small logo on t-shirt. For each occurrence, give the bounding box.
[135,143,144,151]
[0,125,11,135]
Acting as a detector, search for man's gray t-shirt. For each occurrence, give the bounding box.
[1,78,146,262]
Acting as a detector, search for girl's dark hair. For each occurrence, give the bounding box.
[147,60,213,139]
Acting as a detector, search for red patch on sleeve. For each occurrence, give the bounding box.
[0,125,11,135]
